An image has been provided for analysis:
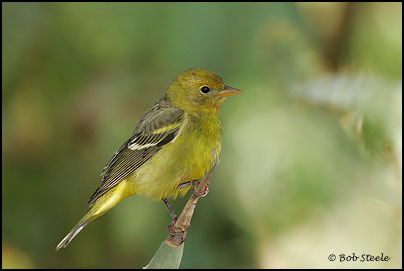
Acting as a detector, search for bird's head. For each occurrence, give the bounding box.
[166,68,243,113]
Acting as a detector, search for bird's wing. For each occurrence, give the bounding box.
[88,98,184,206]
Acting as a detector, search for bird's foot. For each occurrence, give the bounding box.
[193,181,210,197]
[168,216,178,232]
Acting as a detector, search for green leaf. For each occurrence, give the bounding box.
[144,242,184,269]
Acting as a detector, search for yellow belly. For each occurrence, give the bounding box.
[128,113,222,200]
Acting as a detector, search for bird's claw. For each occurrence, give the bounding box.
[193,181,210,197]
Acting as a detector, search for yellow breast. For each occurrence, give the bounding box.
[130,112,222,200]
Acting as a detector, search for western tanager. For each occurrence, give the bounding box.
[56,68,243,250]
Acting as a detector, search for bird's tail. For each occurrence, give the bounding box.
[56,211,95,251]
[56,179,133,250]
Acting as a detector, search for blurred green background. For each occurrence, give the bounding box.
[2,2,402,269]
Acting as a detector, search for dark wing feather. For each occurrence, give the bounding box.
[88,97,184,206]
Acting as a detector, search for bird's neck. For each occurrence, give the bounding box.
[186,110,220,121]
[185,110,223,137]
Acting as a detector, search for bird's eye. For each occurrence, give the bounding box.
[200,86,210,94]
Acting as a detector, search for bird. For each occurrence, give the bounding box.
[56,68,243,250]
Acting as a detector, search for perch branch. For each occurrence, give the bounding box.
[164,161,218,248]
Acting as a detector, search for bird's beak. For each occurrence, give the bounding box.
[218,85,244,97]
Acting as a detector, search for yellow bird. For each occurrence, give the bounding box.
[56,68,243,250]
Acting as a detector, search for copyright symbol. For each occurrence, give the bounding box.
[328,254,336,261]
